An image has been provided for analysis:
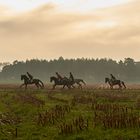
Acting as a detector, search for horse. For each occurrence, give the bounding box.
[105,77,126,89]
[73,79,86,89]
[20,75,44,89]
[50,76,73,89]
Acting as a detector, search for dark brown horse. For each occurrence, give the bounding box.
[105,77,126,89]
[20,75,44,89]
[50,76,72,89]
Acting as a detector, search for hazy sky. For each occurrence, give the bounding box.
[0,0,140,62]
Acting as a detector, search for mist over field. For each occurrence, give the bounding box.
[0,57,139,84]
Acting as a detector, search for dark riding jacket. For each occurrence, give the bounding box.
[56,72,63,80]
[27,72,33,80]
[69,72,74,82]
[110,74,116,80]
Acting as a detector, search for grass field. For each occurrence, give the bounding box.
[0,85,140,140]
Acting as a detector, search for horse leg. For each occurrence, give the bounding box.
[82,80,86,85]
[109,82,113,89]
[63,85,66,89]
[20,84,25,88]
[122,82,126,89]
[35,83,39,89]
[25,84,27,89]
[39,80,44,89]
[38,83,42,89]
[118,83,122,89]
[40,83,44,89]
[78,83,82,89]
[38,84,41,89]
[52,84,56,90]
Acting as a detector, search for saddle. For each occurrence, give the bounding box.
[29,79,33,83]
[111,79,119,84]
[58,77,68,83]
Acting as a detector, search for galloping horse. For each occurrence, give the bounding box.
[105,77,126,89]
[50,76,73,89]
[20,75,44,89]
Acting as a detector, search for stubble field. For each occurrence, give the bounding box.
[0,84,140,140]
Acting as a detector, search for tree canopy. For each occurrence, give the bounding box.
[0,57,139,83]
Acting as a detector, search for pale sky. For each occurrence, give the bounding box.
[0,0,140,62]
[0,0,130,13]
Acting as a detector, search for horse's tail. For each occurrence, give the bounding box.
[39,80,44,88]
[81,80,86,85]
[121,81,126,89]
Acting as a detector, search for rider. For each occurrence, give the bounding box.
[69,72,74,82]
[56,72,63,81]
[27,72,33,82]
[110,74,116,82]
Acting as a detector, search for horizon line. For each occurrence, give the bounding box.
[1,57,139,64]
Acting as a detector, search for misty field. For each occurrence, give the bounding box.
[0,85,140,140]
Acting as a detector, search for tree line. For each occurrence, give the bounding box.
[0,57,139,83]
